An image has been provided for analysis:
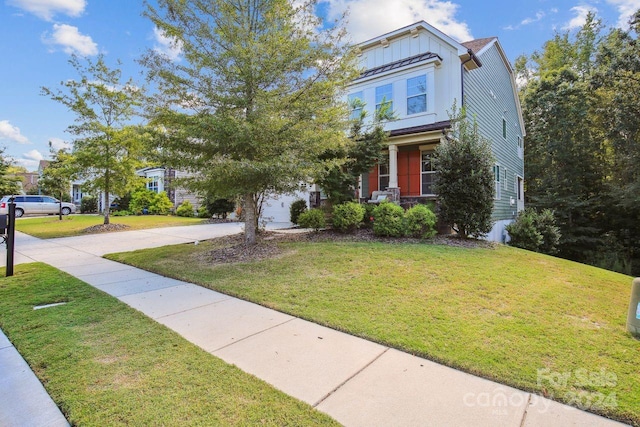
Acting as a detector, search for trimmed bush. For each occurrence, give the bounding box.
[372,201,405,237]
[149,191,174,215]
[206,198,235,219]
[332,202,365,233]
[506,208,560,254]
[297,208,326,231]
[404,204,437,238]
[129,188,155,215]
[197,206,210,218]
[80,196,97,214]
[362,203,376,228]
[289,199,307,225]
[176,200,195,217]
[111,210,130,217]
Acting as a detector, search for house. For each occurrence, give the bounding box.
[137,167,201,211]
[347,21,525,241]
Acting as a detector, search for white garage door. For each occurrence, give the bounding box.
[261,191,309,224]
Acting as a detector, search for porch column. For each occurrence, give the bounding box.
[388,144,398,189]
[388,144,400,203]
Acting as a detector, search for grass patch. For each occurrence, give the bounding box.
[107,239,640,425]
[0,263,338,426]
[15,214,205,238]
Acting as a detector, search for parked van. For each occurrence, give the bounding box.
[0,195,77,217]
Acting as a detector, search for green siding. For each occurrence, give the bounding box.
[464,43,524,221]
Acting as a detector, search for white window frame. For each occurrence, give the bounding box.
[515,174,524,201]
[517,135,524,159]
[406,75,427,115]
[375,83,393,112]
[420,151,436,196]
[503,167,508,191]
[348,91,363,120]
[502,118,507,140]
[494,164,501,200]
[378,155,389,191]
[147,175,160,193]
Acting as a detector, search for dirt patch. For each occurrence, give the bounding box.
[82,223,131,234]
[197,228,494,265]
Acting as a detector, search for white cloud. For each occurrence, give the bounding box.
[605,0,640,28]
[153,27,183,61]
[563,5,597,30]
[7,0,85,21]
[13,149,45,170]
[323,0,473,43]
[521,11,545,26]
[0,120,30,144]
[48,137,71,151]
[43,24,98,56]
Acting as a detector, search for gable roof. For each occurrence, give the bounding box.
[461,37,497,54]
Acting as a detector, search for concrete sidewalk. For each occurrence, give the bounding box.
[0,224,629,426]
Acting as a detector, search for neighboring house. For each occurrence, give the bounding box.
[137,167,201,210]
[346,21,525,241]
[14,172,39,193]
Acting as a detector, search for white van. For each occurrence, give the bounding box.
[0,195,77,217]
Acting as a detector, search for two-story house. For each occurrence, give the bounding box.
[349,21,525,241]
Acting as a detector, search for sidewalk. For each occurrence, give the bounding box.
[0,224,629,426]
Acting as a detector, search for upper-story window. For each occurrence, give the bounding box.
[375,84,393,112]
[517,135,523,159]
[407,75,427,115]
[148,175,160,193]
[502,118,507,139]
[348,91,363,120]
[493,165,501,200]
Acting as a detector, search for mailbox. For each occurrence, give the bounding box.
[0,214,7,234]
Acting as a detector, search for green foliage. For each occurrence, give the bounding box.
[434,105,494,238]
[506,209,561,254]
[0,147,20,196]
[297,208,326,231]
[332,202,365,233]
[142,0,359,244]
[197,206,210,219]
[404,204,437,239]
[111,210,131,217]
[41,55,147,224]
[130,188,172,215]
[289,199,307,225]
[205,198,235,219]
[39,148,76,206]
[80,196,97,214]
[176,200,195,217]
[149,191,173,215]
[372,201,405,237]
[362,203,376,228]
[316,102,394,205]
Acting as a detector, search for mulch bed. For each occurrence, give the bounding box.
[82,223,131,234]
[196,228,495,265]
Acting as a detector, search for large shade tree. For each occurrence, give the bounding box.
[38,145,76,220]
[141,0,358,245]
[0,148,20,197]
[42,55,147,225]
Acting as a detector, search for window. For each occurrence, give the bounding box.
[379,156,389,191]
[494,165,501,199]
[516,175,524,201]
[502,118,507,139]
[407,75,427,115]
[375,84,393,112]
[348,91,363,120]
[517,136,523,159]
[421,151,436,195]
[503,168,508,191]
[147,175,160,193]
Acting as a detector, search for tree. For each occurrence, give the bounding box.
[141,0,358,245]
[433,106,494,239]
[39,145,76,220]
[315,101,393,205]
[0,148,20,196]
[42,55,146,225]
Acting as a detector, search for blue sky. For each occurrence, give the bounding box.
[1,0,639,170]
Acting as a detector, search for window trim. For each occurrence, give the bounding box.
[494,164,501,200]
[378,155,389,191]
[348,91,363,120]
[502,118,507,139]
[406,74,427,115]
[420,150,436,196]
[375,83,393,112]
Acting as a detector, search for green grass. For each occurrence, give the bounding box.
[15,214,205,238]
[0,263,338,426]
[107,239,640,425]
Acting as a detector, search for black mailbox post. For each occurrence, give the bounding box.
[2,203,15,277]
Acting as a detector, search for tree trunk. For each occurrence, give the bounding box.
[103,190,110,225]
[58,190,63,221]
[244,193,257,246]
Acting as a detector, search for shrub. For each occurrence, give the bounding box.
[506,208,560,254]
[205,198,235,219]
[332,202,365,233]
[197,206,210,218]
[290,199,307,225]
[80,196,97,214]
[362,203,376,228]
[404,204,437,238]
[372,201,405,237]
[111,210,130,217]
[149,191,174,215]
[129,188,155,215]
[176,200,195,217]
[297,208,326,231]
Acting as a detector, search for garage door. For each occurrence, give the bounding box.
[261,191,309,224]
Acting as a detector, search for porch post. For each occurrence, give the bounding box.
[388,144,400,203]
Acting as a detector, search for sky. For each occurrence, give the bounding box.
[1,0,639,171]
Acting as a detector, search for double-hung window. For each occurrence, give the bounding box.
[375,84,393,113]
[348,91,363,120]
[421,151,436,195]
[379,156,389,191]
[517,136,523,159]
[407,75,427,115]
[148,176,160,193]
[493,165,501,199]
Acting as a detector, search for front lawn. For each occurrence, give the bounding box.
[0,263,337,426]
[15,214,205,238]
[107,237,640,425]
